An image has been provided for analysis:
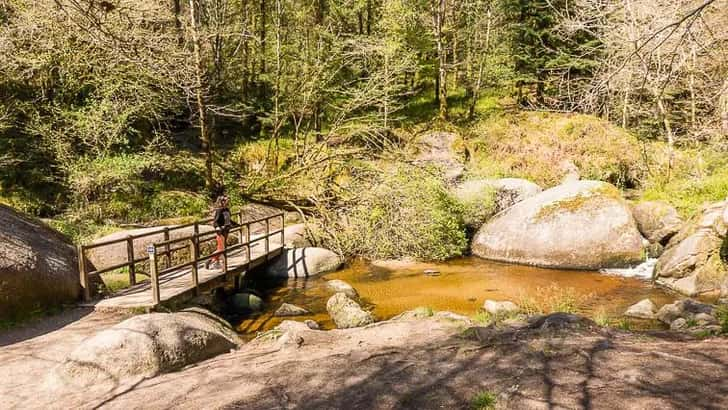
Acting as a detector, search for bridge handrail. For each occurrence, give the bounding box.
[78,211,285,302]
[147,213,285,305]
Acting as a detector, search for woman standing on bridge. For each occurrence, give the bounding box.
[206,195,238,270]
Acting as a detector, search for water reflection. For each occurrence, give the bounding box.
[235,257,684,335]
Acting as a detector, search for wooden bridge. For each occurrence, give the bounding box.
[78,212,285,311]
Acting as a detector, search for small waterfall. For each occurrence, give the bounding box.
[600,258,657,279]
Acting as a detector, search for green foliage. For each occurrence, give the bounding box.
[642,155,728,217]
[321,164,468,261]
[457,183,497,229]
[66,152,208,224]
[466,112,645,187]
[716,306,728,334]
[471,391,497,410]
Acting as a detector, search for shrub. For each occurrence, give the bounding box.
[471,391,497,410]
[320,164,468,261]
[466,112,645,188]
[518,284,592,315]
[454,181,498,229]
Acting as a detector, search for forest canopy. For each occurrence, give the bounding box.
[1,0,726,233]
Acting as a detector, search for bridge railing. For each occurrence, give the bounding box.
[146,212,285,304]
[78,211,284,302]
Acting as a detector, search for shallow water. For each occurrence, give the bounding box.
[235,257,681,335]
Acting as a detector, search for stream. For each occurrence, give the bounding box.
[233,257,686,335]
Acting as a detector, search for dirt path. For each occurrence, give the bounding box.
[1,311,728,409]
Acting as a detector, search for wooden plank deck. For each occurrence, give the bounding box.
[92,235,284,311]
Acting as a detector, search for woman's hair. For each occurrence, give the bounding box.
[214,195,229,209]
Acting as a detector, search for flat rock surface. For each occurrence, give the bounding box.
[2,310,728,409]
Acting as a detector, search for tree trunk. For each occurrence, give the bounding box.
[189,0,214,191]
[172,0,182,45]
[720,78,728,135]
[435,0,447,120]
[259,0,267,73]
[366,0,372,35]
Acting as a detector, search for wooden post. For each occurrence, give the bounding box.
[246,223,251,264]
[78,244,90,302]
[126,236,136,286]
[189,238,199,295]
[280,213,285,248]
[237,210,244,244]
[163,227,171,268]
[265,218,270,260]
[149,246,160,305]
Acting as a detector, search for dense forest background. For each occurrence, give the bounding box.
[1,0,727,254]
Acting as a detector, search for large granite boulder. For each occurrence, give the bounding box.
[51,309,241,388]
[326,292,375,329]
[631,201,683,244]
[472,181,645,270]
[0,205,79,321]
[265,247,343,278]
[654,201,728,296]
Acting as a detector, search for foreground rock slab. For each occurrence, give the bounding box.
[0,204,79,321]
[326,292,375,329]
[472,180,646,269]
[4,310,728,409]
[49,309,241,390]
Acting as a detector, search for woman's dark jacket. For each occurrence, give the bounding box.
[213,207,236,234]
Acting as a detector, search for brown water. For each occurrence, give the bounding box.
[236,257,680,335]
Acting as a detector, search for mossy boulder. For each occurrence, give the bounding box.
[655,201,728,296]
[326,292,375,329]
[631,201,683,244]
[0,204,79,321]
[471,180,645,270]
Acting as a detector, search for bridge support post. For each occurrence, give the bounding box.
[189,238,199,295]
[126,236,136,286]
[78,244,90,302]
[149,247,160,306]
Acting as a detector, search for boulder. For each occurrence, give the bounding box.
[0,205,79,321]
[265,247,343,278]
[326,279,358,298]
[453,178,543,227]
[283,223,312,248]
[326,292,375,329]
[413,131,465,182]
[624,299,656,319]
[274,303,310,317]
[51,309,241,387]
[304,320,320,330]
[656,299,715,325]
[86,224,217,272]
[483,300,520,316]
[472,181,645,270]
[655,201,728,296]
[670,318,688,331]
[631,201,683,244]
[230,292,263,312]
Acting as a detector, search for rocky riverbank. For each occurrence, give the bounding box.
[2,308,728,409]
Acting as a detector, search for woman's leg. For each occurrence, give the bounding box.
[211,233,225,263]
